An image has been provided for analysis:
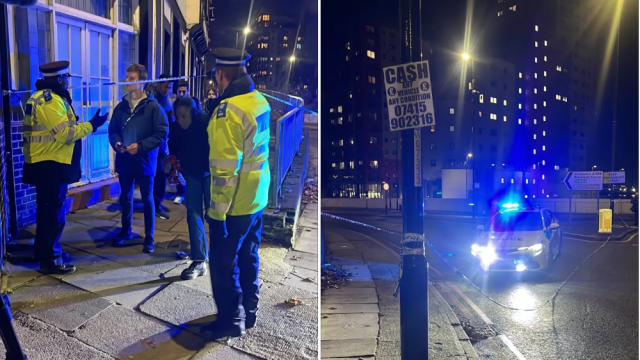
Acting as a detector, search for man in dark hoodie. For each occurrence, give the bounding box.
[170,97,211,280]
[22,61,109,275]
[108,64,168,253]
[153,74,175,220]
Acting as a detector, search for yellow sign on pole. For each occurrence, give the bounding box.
[598,209,612,234]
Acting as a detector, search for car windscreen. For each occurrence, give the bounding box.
[486,212,544,232]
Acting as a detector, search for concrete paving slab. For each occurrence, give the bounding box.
[323,287,377,295]
[321,312,378,326]
[72,304,203,359]
[294,232,318,254]
[322,294,379,304]
[4,262,42,290]
[342,278,376,288]
[282,267,318,293]
[326,241,356,250]
[0,312,113,360]
[163,264,213,293]
[62,261,168,309]
[155,217,184,233]
[320,339,377,359]
[328,249,363,261]
[10,276,113,332]
[230,281,318,360]
[258,244,293,283]
[284,250,317,271]
[139,282,216,327]
[192,343,261,360]
[321,323,379,341]
[321,303,379,314]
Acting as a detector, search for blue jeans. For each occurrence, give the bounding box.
[184,172,211,261]
[119,172,155,238]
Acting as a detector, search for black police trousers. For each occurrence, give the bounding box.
[207,210,263,326]
[34,182,68,266]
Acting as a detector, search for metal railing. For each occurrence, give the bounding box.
[261,90,304,208]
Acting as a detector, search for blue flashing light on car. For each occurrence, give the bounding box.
[501,203,520,209]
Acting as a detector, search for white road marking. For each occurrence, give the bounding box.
[498,334,527,360]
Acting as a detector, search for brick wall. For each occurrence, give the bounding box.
[10,105,36,227]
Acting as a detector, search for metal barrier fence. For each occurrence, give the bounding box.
[262,90,305,208]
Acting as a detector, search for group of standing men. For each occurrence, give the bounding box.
[21,48,271,338]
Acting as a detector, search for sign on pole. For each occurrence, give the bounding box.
[603,171,625,184]
[383,61,436,132]
[563,171,603,191]
[414,129,422,186]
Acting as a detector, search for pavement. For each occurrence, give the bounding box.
[1,121,319,360]
[321,226,479,359]
[322,210,639,360]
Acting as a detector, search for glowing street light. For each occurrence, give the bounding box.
[467,153,473,158]
[461,53,470,61]
[290,55,296,62]
[243,27,250,34]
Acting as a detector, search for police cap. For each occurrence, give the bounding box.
[39,61,70,77]
[211,48,251,67]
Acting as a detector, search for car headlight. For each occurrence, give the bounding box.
[518,242,543,254]
[471,244,498,267]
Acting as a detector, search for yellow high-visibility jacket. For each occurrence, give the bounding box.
[23,89,93,165]
[207,91,271,221]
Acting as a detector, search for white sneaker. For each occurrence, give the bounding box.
[174,196,184,204]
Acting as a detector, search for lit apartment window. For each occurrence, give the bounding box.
[526,179,529,184]
[556,94,561,100]
[518,103,522,109]
[534,134,537,140]
[431,126,435,132]
[543,131,546,136]
[519,72,522,78]
[276,57,281,61]
[368,76,376,83]
[359,161,363,165]
[533,178,536,183]
[533,165,536,170]
[534,73,537,78]
[544,40,548,46]
[346,56,349,61]
[498,11,504,16]
[511,178,515,184]
[338,139,344,146]
[543,86,547,92]
[331,163,336,168]
[562,97,568,102]
[535,25,539,31]
[542,160,546,166]
[543,101,546,107]
[503,116,507,122]
[542,188,545,194]
[544,71,547,77]
[534,104,537,109]
[478,111,482,117]
[490,113,497,120]
[450,108,455,114]
[542,145,546,151]
[509,5,516,11]
[519,88,522,94]
[503,100,507,106]
[544,56,547,62]
[518,119,522,124]
[543,116,546,121]
[330,108,335,113]
[450,126,455,132]
[490,97,497,103]
[338,117,343,124]
[339,162,345,169]
[501,178,505,184]
[556,66,562,71]
[367,50,375,59]
[349,138,354,144]
[349,161,355,169]
[535,41,538,47]
[535,57,538,63]
[283,36,288,41]
[370,160,379,169]
[534,88,537,94]
[534,119,537,124]
[533,149,537,154]
[573,106,577,110]
[479,94,484,103]
[369,137,377,144]
[338,106,343,113]
[554,165,559,170]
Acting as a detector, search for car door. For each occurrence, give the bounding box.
[543,209,559,253]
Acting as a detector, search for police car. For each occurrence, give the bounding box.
[471,203,562,273]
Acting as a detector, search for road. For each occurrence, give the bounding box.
[323,209,639,360]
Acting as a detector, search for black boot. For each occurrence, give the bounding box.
[180,261,207,280]
[39,263,76,275]
[112,231,133,247]
[143,237,155,253]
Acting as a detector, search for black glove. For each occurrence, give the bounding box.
[89,109,109,132]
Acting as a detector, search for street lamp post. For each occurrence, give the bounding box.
[610,0,621,215]
[462,53,476,217]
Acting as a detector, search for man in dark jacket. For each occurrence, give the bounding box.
[108,64,168,253]
[175,80,202,112]
[153,74,174,219]
[170,98,211,280]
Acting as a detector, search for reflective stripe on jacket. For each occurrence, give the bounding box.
[23,89,93,165]
[207,90,271,221]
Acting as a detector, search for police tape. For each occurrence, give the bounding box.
[258,92,318,116]
[322,212,613,312]
[1,75,207,96]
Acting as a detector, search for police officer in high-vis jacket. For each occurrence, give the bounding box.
[205,48,271,339]
[22,61,108,275]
